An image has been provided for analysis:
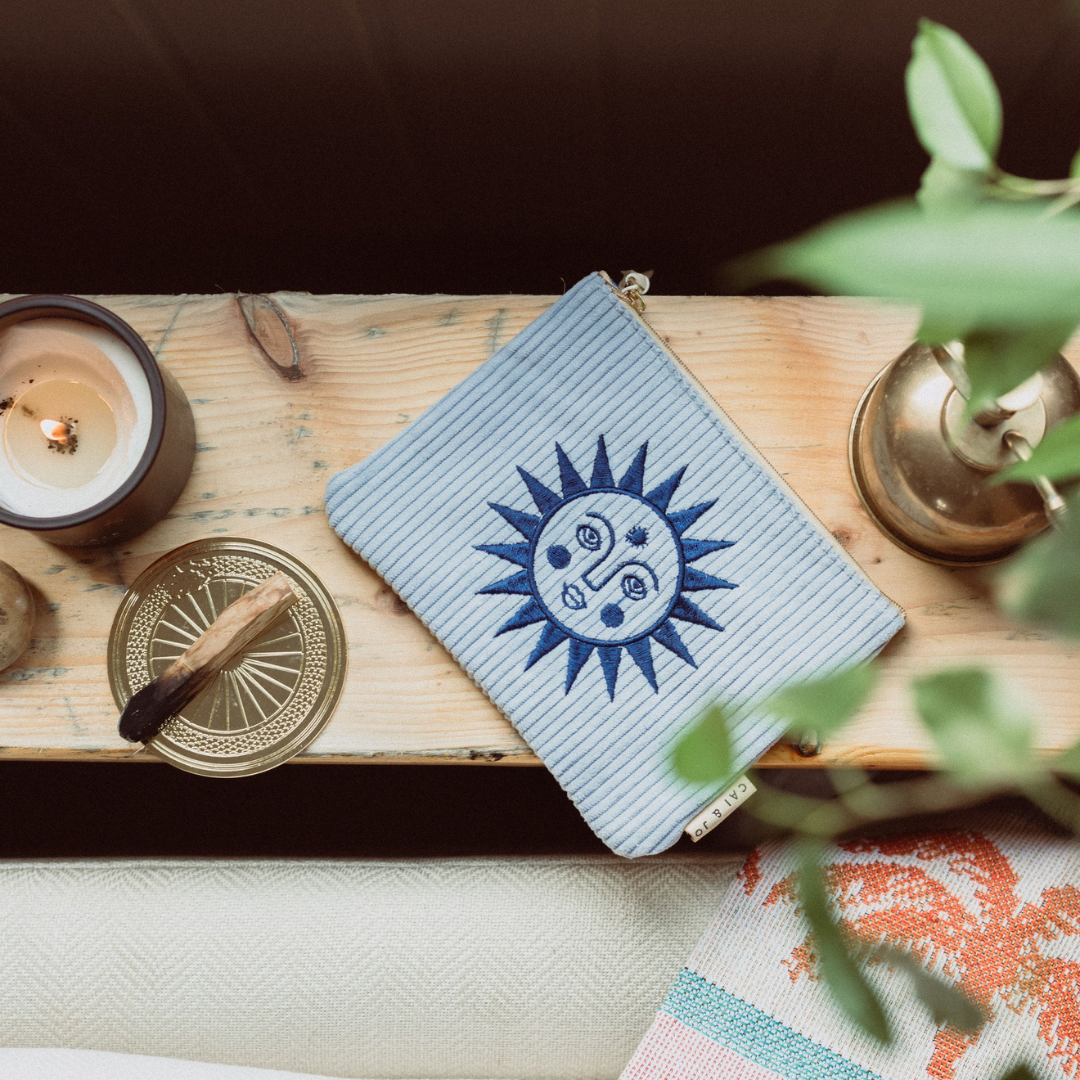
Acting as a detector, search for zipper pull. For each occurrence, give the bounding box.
[616,271,651,314]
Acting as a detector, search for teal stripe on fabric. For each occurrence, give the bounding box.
[664,968,885,1080]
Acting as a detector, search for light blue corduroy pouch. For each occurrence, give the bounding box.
[326,274,903,857]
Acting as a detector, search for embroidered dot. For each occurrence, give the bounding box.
[547,544,571,569]
[601,603,624,628]
[626,526,648,546]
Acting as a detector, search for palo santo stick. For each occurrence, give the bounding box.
[118,572,298,744]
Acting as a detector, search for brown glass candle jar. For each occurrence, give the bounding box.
[0,295,195,547]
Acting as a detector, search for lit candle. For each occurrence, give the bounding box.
[0,296,194,547]
[0,322,149,515]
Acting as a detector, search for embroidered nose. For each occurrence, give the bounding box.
[584,559,660,595]
[581,564,606,590]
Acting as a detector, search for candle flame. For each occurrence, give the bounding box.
[40,419,71,445]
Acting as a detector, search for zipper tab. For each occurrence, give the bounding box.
[615,270,651,314]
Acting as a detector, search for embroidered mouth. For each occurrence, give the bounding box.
[562,582,586,610]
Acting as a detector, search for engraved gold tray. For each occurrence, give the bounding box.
[108,537,346,776]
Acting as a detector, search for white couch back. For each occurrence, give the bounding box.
[0,855,739,1079]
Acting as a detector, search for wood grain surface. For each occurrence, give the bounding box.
[1,292,1077,768]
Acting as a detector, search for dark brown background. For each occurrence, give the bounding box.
[3,0,1079,296]
[1,0,1077,856]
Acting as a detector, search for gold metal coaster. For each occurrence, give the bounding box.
[108,537,346,776]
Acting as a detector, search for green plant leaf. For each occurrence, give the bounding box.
[768,664,878,740]
[961,323,1075,416]
[913,668,1036,787]
[996,1066,1037,1080]
[1052,733,1080,781]
[995,411,1080,485]
[916,313,974,348]
[673,703,731,783]
[917,159,987,214]
[873,946,983,1032]
[754,202,1080,334]
[996,499,1080,637]
[906,20,1001,171]
[1071,149,1080,180]
[797,844,891,1044]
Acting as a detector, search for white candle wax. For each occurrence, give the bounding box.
[5,380,118,487]
[0,318,152,518]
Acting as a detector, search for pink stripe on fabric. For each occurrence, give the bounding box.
[621,1012,785,1080]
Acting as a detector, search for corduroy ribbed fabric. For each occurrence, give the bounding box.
[326,274,903,856]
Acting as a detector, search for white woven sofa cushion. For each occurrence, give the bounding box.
[0,1048,419,1079]
[0,856,739,1080]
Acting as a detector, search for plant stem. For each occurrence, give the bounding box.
[746,770,1003,838]
[1022,776,1080,831]
[1042,190,1080,218]
[993,172,1080,197]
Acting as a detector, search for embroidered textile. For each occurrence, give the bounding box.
[325,273,903,856]
[622,826,1080,1078]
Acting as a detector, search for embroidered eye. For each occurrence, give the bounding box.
[576,524,602,551]
[547,544,571,569]
[600,603,624,627]
[621,574,647,601]
[625,527,648,546]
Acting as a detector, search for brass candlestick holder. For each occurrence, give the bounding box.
[849,342,1080,565]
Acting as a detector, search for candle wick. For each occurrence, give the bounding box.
[40,418,77,454]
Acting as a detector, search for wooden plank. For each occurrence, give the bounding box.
[0,291,1077,769]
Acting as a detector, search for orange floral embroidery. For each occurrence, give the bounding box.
[738,849,762,896]
[781,942,818,983]
[768,832,1080,1079]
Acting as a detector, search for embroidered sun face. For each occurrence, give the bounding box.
[477,436,736,700]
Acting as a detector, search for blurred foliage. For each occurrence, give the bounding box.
[743,18,1080,419]
[906,19,1000,173]
[769,664,878,742]
[757,202,1080,327]
[913,668,1037,787]
[996,411,1080,484]
[673,651,1080,1056]
[797,841,891,1043]
[998,1068,1038,1080]
[996,494,1080,638]
[679,22,1080,1068]
[875,944,984,1033]
[756,202,1080,413]
[672,703,731,783]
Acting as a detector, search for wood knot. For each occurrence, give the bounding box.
[831,527,854,548]
[237,294,305,380]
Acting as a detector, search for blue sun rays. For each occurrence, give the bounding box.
[476,436,736,701]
